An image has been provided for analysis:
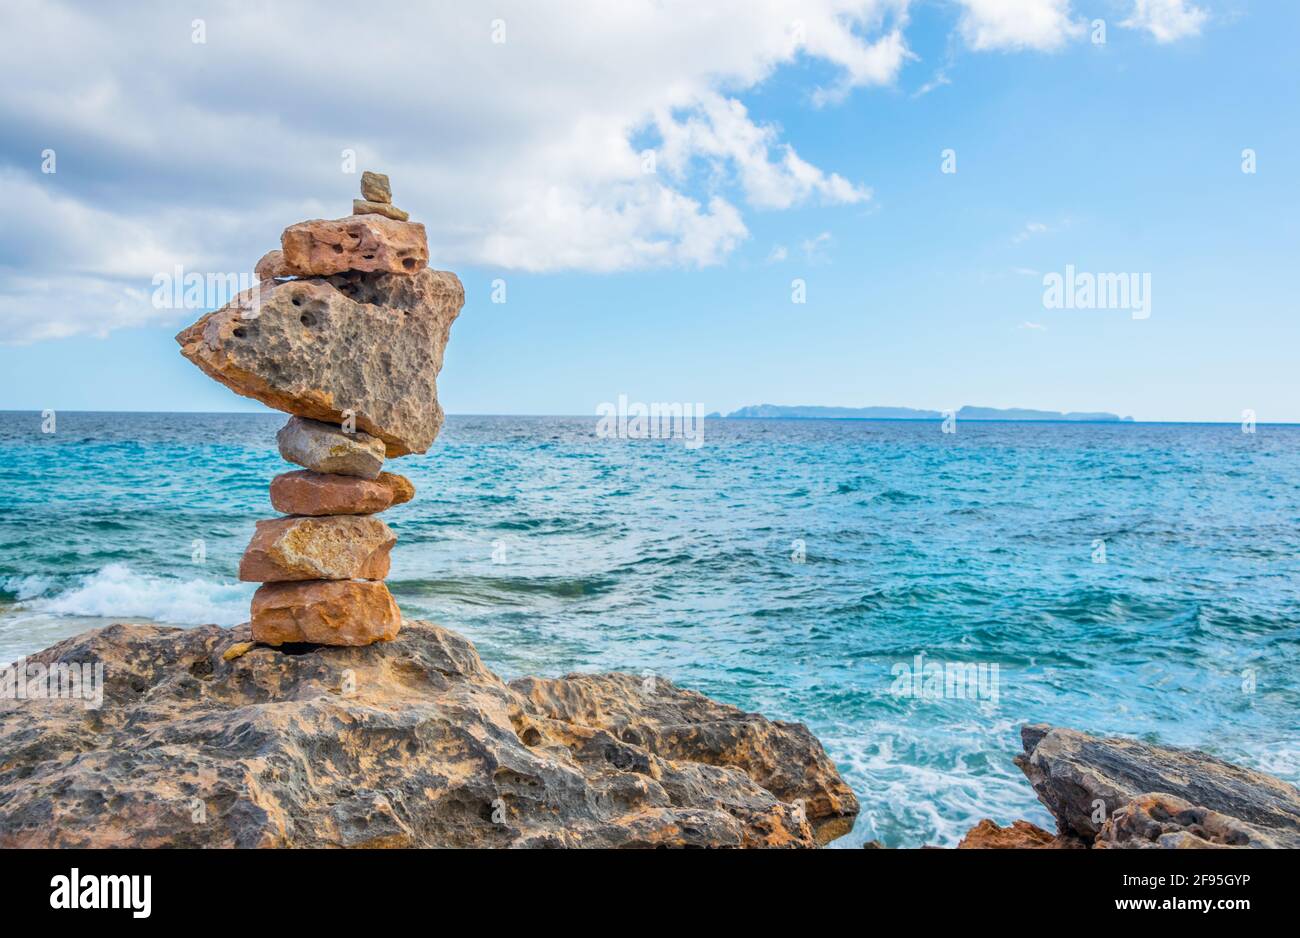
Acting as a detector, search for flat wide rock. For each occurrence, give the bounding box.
[176,269,463,456]
[354,199,409,222]
[239,515,396,582]
[269,470,404,516]
[0,621,858,847]
[1015,724,1300,847]
[251,579,401,646]
[277,417,385,479]
[280,215,427,277]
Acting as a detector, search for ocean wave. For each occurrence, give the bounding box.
[24,564,254,627]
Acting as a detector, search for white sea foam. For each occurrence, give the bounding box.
[31,564,254,627]
[1,574,55,601]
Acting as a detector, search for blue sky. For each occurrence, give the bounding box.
[1,0,1295,421]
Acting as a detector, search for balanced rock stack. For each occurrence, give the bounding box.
[177,172,463,647]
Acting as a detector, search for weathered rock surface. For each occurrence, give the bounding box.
[280,215,427,277]
[0,621,857,848]
[251,580,402,646]
[239,515,395,582]
[354,199,409,222]
[511,672,860,844]
[1014,724,1300,848]
[360,170,391,204]
[276,417,386,479]
[254,249,288,281]
[1097,793,1284,849]
[957,818,1075,849]
[378,471,415,506]
[269,470,398,516]
[176,269,463,456]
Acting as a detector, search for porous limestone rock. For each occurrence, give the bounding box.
[1015,724,1300,847]
[510,671,860,845]
[280,215,427,277]
[353,199,409,222]
[269,470,398,516]
[0,621,857,848]
[239,515,396,582]
[251,580,401,646]
[360,170,391,204]
[1096,792,1283,849]
[276,418,385,479]
[176,269,463,456]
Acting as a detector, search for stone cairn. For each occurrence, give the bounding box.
[177,172,464,647]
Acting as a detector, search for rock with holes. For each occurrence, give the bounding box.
[269,470,409,516]
[250,579,402,646]
[279,215,427,277]
[239,515,396,582]
[276,417,385,479]
[1097,793,1284,849]
[510,671,860,845]
[1014,724,1300,847]
[0,620,858,847]
[176,268,462,456]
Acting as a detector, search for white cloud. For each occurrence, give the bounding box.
[0,0,919,342]
[956,0,1085,51]
[1120,0,1208,43]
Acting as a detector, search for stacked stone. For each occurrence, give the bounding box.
[176,172,464,647]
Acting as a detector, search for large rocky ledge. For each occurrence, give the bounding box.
[0,622,858,848]
[960,724,1300,849]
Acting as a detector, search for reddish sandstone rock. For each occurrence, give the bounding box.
[957,818,1065,849]
[269,471,395,516]
[239,515,395,582]
[250,579,401,646]
[280,215,427,277]
[378,471,415,506]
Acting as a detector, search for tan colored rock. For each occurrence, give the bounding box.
[360,170,391,204]
[175,269,463,456]
[0,621,854,847]
[239,515,395,582]
[511,671,860,845]
[276,417,385,479]
[254,249,288,281]
[221,641,256,662]
[280,215,426,277]
[378,472,415,506]
[354,199,409,222]
[250,580,401,646]
[269,470,396,516]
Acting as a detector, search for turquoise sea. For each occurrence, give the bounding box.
[1,411,1297,847]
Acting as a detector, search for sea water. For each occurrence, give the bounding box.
[2,411,1297,846]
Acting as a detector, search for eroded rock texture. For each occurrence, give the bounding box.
[238,515,395,582]
[280,215,427,277]
[176,269,463,456]
[1014,724,1300,847]
[0,622,858,848]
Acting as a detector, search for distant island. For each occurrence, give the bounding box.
[716,405,1134,422]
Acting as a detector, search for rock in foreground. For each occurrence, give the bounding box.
[0,622,858,848]
[960,723,1300,849]
[176,269,463,456]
